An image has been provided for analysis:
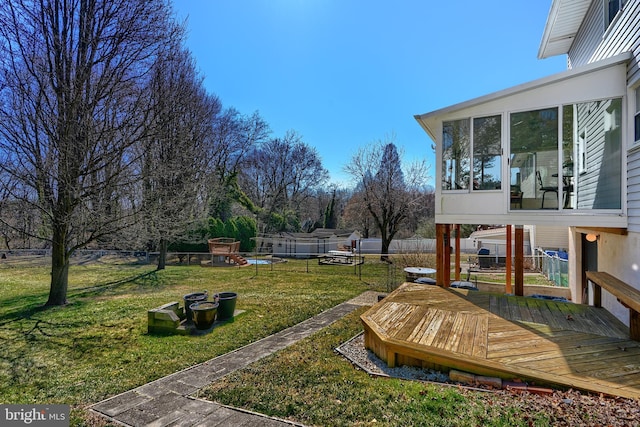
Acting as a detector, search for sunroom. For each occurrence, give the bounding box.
[415,52,631,229]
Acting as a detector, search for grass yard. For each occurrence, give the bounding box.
[0,255,377,425]
[198,309,551,427]
[0,254,565,426]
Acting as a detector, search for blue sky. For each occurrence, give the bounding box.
[172,1,567,187]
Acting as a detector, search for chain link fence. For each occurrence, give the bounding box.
[535,248,569,287]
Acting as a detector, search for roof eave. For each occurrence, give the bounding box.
[414,52,631,140]
[538,0,591,59]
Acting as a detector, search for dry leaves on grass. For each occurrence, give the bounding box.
[465,388,640,427]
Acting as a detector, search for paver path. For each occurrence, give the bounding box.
[91,291,380,426]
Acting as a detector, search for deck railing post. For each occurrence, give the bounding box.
[436,224,444,287]
[515,225,524,296]
[506,225,512,294]
[445,224,451,288]
[454,224,461,281]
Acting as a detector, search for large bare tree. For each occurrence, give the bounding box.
[140,40,220,270]
[0,0,172,305]
[345,137,430,260]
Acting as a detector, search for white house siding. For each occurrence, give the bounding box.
[574,99,623,209]
[568,0,640,71]
[593,232,640,327]
[567,1,603,67]
[563,1,640,326]
[534,225,570,250]
[470,225,568,252]
[628,147,640,232]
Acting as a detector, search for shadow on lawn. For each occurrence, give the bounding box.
[0,270,159,325]
[69,269,161,297]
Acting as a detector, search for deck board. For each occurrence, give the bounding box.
[362,283,640,399]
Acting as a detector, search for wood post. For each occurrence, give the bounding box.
[515,225,524,296]
[455,224,461,281]
[444,224,451,288]
[435,223,451,288]
[631,311,640,342]
[506,225,512,294]
[436,223,444,287]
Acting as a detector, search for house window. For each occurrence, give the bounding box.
[605,0,623,28]
[578,130,587,174]
[510,107,559,209]
[442,119,470,190]
[605,100,621,131]
[635,87,640,143]
[473,115,501,190]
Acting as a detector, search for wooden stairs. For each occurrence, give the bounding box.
[229,253,249,266]
[207,238,250,267]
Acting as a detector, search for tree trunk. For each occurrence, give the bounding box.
[157,238,168,270]
[46,226,70,306]
[380,231,391,262]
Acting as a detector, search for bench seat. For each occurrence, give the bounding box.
[586,271,640,341]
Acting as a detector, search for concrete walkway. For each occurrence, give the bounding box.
[91,291,380,427]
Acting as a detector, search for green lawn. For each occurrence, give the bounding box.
[0,256,377,425]
[0,255,557,426]
[198,309,552,427]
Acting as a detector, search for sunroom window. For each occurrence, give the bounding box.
[510,108,559,209]
[473,115,502,190]
[508,98,622,210]
[442,119,470,190]
[442,116,502,191]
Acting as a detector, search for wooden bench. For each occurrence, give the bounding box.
[586,271,640,341]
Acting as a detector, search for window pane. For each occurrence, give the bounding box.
[562,105,575,209]
[635,87,640,143]
[473,115,501,190]
[442,119,470,190]
[510,108,559,209]
[607,0,621,26]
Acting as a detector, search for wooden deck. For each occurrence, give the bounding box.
[361,283,640,399]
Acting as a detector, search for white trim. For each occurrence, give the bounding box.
[627,77,640,152]
[436,212,627,228]
[538,0,591,59]
[415,52,631,141]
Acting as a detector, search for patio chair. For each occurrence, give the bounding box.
[536,171,558,209]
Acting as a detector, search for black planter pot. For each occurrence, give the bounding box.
[190,301,218,330]
[183,291,208,323]
[216,292,237,321]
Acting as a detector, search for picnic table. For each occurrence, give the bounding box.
[327,250,354,264]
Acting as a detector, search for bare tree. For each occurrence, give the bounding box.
[240,130,329,232]
[0,181,39,249]
[344,137,430,260]
[206,109,270,220]
[139,38,220,270]
[0,0,172,305]
[341,189,373,238]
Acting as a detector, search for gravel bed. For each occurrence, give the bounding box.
[336,332,451,384]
